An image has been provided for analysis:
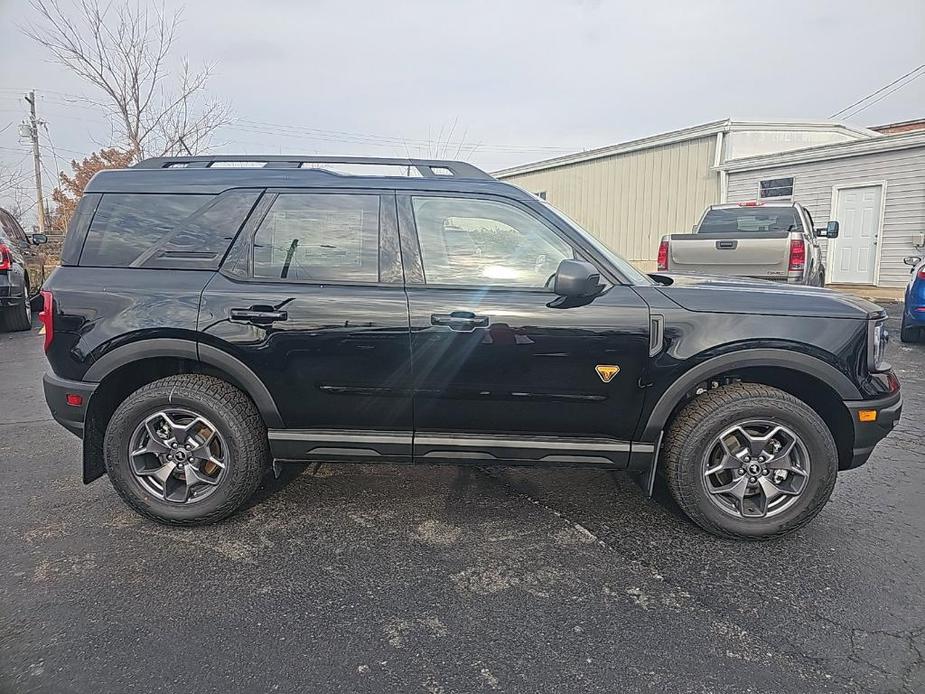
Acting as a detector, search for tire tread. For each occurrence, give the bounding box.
[663,382,837,540]
[105,374,268,526]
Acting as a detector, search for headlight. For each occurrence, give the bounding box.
[869,319,889,372]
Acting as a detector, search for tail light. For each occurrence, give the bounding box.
[38,290,54,352]
[918,267,925,281]
[657,240,669,271]
[0,243,11,271]
[738,201,763,207]
[788,239,806,271]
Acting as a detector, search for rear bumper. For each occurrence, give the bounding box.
[904,304,925,327]
[43,370,97,438]
[842,390,902,470]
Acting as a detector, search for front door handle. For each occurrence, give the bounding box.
[230,306,289,325]
[431,311,490,332]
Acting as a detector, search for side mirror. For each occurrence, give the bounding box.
[816,221,839,239]
[553,259,602,298]
[904,256,922,270]
[31,233,48,244]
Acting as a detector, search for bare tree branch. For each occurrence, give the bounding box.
[25,0,230,161]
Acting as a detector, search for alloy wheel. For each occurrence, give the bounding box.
[701,420,810,519]
[128,408,229,504]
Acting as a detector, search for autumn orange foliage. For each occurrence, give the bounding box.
[49,148,134,232]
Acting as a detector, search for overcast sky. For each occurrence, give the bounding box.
[1,0,924,216]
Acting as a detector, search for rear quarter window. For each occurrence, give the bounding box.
[79,190,261,269]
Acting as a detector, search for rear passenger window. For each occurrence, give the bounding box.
[79,191,260,269]
[252,193,380,282]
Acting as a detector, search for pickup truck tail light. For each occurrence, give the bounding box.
[0,243,11,271]
[38,290,54,352]
[918,267,925,281]
[788,239,806,271]
[657,240,669,271]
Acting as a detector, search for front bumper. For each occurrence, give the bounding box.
[842,390,902,470]
[43,370,97,437]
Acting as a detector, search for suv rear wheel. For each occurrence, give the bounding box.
[104,375,269,525]
[0,297,32,332]
[663,383,837,540]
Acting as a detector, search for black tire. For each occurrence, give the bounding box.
[663,383,838,540]
[104,375,269,525]
[900,313,921,343]
[0,298,32,332]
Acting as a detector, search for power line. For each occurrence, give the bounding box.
[830,63,925,119]
[840,72,925,120]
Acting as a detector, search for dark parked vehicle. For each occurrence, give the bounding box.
[0,206,47,331]
[40,156,901,539]
[901,255,925,343]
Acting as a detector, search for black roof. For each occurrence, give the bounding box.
[84,155,531,199]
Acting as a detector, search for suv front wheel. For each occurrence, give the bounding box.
[663,383,838,540]
[104,375,269,525]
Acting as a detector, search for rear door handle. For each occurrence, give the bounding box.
[230,306,288,324]
[431,311,490,332]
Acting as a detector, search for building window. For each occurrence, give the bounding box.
[534,191,547,200]
[759,177,794,199]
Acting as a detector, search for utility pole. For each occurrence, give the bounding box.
[23,90,46,234]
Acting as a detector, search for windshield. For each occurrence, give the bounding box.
[541,201,653,285]
[699,207,802,234]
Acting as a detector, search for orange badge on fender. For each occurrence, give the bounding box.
[595,365,620,383]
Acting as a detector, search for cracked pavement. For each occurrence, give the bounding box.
[1,309,922,693]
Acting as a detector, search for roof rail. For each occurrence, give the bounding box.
[132,155,493,179]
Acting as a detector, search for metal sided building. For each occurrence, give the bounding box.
[493,119,875,271]
[721,131,925,288]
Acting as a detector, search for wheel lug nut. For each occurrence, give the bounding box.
[738,468,745,475]
[172,443,178,448]
[763,469,769,476]
[749,476,757,483]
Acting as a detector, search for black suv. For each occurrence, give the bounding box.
[0,206,47,331]
[40,156,902,539]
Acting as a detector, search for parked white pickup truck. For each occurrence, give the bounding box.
[657,201,840,286]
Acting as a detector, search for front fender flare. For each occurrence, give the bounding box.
[639,348,860,443]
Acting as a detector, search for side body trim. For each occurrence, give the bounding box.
[268,430,637,468]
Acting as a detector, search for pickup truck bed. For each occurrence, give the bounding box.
[657,201,836,286]
[664,230,793,281]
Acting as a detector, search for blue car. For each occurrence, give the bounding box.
[901,255,925,343]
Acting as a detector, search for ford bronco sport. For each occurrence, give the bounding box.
[40,156,901,539]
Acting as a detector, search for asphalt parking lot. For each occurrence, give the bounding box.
[1,308,922,694]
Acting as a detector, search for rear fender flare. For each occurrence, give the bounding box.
[83,338,283,428]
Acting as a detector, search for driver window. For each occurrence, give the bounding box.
[411,196,573,288]
[253,193,380,282]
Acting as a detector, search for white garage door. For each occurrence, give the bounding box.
[830,185,882,284]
